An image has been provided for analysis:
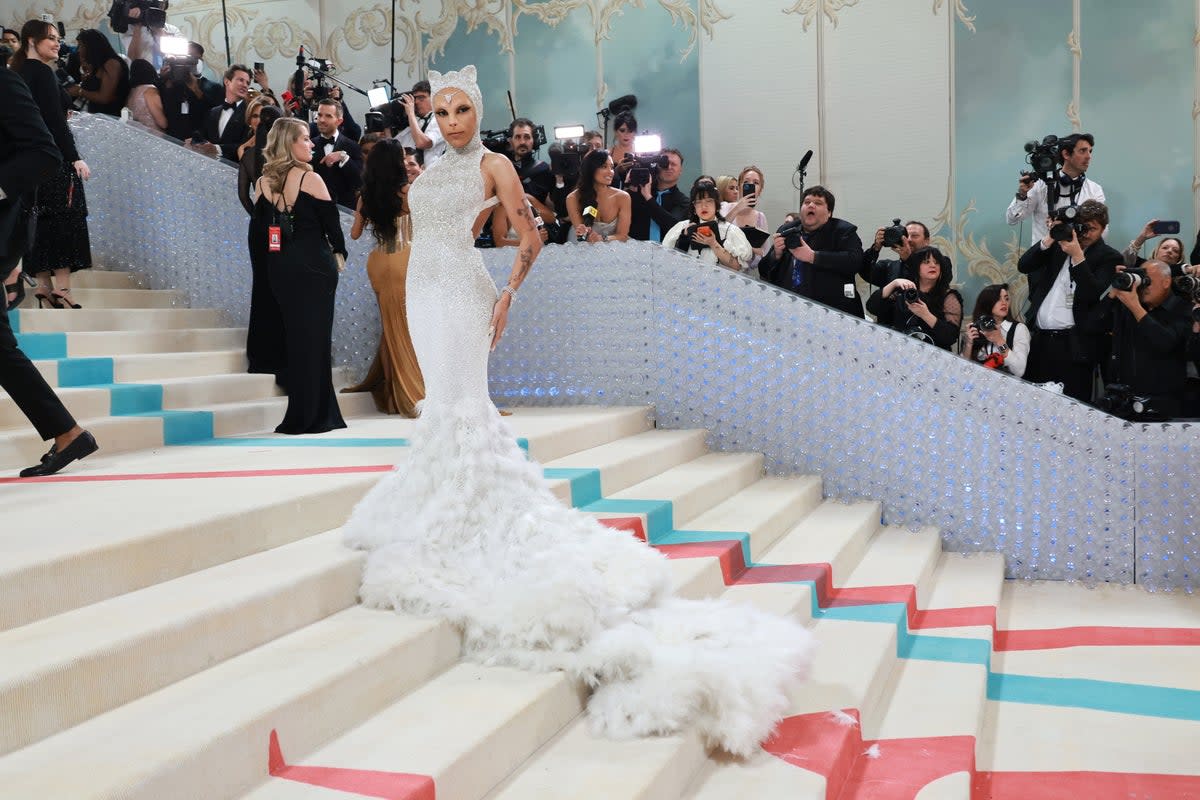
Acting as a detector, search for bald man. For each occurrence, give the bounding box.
[1087,259,1191,418]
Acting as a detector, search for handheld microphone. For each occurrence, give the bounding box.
[797,150,813,172]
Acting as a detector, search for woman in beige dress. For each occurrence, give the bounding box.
[345,138,424,415]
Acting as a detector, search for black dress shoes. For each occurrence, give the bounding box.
[19,430,99,477]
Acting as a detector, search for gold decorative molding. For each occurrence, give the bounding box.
[947,200,1027,311]
[420,0,514,61]
[1067,0,1081,132]
[932,0,975,34]
[655,0,731,59]
[783,0,861,32]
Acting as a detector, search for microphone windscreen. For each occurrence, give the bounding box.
[798,150,813,171]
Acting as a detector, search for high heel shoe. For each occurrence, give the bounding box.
[33,291,58,309]
[51,289,81,309]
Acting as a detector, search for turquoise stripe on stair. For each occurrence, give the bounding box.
[124,410,214,445]
[55,358,114,387]
[106,384,164,415]
[542,468,602,507]
[15,332,68,359]
[8,310,18,333]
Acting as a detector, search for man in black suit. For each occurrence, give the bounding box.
[189,64,251,162]
[309,98,363,209]
[1018,198,1122,403]
[0,68,97,476]
[629,147,689,243]
[759,185,865,317]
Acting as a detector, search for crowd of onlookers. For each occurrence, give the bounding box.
[5,18,1200,423]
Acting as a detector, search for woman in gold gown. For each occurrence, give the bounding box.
[344,138,424,415]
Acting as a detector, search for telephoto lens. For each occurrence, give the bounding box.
[901,288,920,304]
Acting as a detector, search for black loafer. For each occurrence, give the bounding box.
[19,430,99,477]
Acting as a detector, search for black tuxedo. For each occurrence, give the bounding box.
[309,132,363,209]
[0,69,77,441]
[1018,236,1122,400]
[199,100,248,162]
[629,184,689,242]
[759,217,865,317]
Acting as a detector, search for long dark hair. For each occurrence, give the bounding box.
[253,105,283,176]
[688,181,724,224]
[9,19,53,71]
[359,138,409,249]
[128,58,158,88]
[968,283,1019,360]
[574,148,611,213]
[903,246,953,302]
[75,29,119,71]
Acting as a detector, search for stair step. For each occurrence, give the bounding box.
[918,552,1006,643]
[0,469,380,631]
[757,500,882,582]
[614,450,765,527]
[0,529,362,756]
[0,607,462,800]
[14,307,225,333]
[56,328,248,357]
[869,658,987,742]
[508,406,654,463]
[841,525,943,608]
[19,287,184,309]
[21,349,248,389]
[243,662,584,800]
[69,270,141,289]
[546,428,709,496]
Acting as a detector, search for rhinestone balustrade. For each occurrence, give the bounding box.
[73,114,1197,591]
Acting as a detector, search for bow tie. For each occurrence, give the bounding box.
[221,101,239,111]
[316,137,334,149]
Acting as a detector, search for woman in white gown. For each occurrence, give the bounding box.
[343,66,814,757]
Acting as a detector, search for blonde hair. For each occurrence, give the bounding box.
[737,165,765,191]
[261,118,312,194]
[243,94,270,128]
[715,175,737,199]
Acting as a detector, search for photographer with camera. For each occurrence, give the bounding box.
[158,42,220,140]
[866,247,963,350]
[1083,259,1191,419]
[1007,133,1104,244]
[566,149,630,243]
[758,186,865,317]
[1017,198,1121,402]
[491,118,555,247]
[859,219,932,287]
[662,180,752,271]
[393,80,445,168]
[628,147,689,243]
[964,284,1030,377]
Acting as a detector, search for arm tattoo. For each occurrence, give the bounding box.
[516,246,533,282]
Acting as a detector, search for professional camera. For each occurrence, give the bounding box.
[1112,267,1148,292]
[1048,205,1083,242]
[1173,274,1200,303]
[159,35,197,82]
[1023,134,1061,181]
[624,134,668,189]
[549,124,587,184]
[777,221,806,250]
[882,218,906,248]
[900,287,921,304]
[108,0,168,33]
[1096,383,1163,421]
[974,315,997,333]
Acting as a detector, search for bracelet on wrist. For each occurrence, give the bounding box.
[500,285,517,303]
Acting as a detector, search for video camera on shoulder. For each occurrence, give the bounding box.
[108,0,168,33]
[1048,205,1084,242]
[1023,134,1062,182]
[365,83,403,134]
[625,134,668,189]
[159,35,197,82]
[1097,383,1163,421]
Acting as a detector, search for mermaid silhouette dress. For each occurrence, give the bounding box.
[342,66,814,756]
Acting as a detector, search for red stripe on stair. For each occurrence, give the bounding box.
[995,625,1200,650]
[268,730,434,800]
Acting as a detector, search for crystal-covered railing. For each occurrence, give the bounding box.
[73,114,1197,591]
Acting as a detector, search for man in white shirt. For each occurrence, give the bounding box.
[393,80,445,169]
[1016,199,1122,402]
[1006,133,1104,244]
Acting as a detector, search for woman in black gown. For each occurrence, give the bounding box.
[238,105,287,382]
[69,30,129,118]
[11,19,92,309]
[253,118,347,434]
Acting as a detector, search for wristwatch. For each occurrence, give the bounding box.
[997,344,1009,354]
